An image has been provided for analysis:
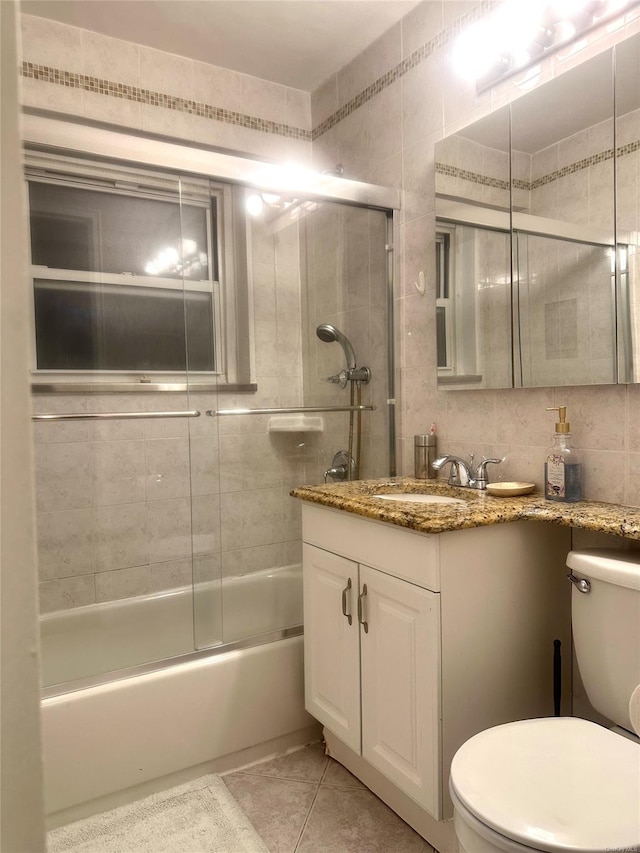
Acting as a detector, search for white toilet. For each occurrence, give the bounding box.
[449,549,640,853]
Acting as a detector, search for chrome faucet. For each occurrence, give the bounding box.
[432,453,502,490]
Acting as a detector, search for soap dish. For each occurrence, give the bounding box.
[486,482,535,497]
[268,415,324,433]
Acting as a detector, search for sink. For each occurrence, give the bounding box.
[373,493,465,505]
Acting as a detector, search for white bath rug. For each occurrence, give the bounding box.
[47,774,270,853]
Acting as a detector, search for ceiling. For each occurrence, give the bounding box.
[20,0,423,92]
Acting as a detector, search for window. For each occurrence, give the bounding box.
[436,230,453,371]
[25,152,253,386]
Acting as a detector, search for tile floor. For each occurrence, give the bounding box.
[222,742,436,853]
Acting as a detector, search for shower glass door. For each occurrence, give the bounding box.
[29,146,393,687]
[192,190,392,651]
[31,160,219,688]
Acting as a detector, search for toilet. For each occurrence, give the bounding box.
[449,549,640,853]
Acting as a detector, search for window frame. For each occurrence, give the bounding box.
[436,227,455,375]
[25,150,252,390]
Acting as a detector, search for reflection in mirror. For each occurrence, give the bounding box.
[510,48,615,387]
[615,34,640,383]
[434,37,640,388]
[513,235,614,386]
[435,107,512,388]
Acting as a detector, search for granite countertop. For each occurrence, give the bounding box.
[291,477,640,540]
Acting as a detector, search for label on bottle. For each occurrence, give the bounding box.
[546,454,565,498]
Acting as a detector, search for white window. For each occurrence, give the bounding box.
[436,228,454,373]
[25,151,253,388]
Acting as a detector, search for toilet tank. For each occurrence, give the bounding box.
[568,549,640,733]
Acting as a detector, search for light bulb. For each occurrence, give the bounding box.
[555,18,578,41]
[246,194,264,217]
[452,20,499,81]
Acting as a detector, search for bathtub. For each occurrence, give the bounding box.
[40,564,304,687]
[40,565,319,825]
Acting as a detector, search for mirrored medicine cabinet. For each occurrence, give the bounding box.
[435,33,639,389]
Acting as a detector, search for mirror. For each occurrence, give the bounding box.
[615,35,640,383]
[435,33,639,388]
[435,108,512,388]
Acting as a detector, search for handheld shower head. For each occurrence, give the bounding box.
[316,323,357,369]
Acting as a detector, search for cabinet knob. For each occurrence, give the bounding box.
[358,583,369,633]
[341,578,353,625]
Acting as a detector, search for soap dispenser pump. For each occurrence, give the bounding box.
[544,406,582,502]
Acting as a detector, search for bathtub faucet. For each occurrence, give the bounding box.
[432,453,502,490]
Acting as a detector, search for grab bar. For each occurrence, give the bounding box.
[32,410,201,422]
[207,405,375,417]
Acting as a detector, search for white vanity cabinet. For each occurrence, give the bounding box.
[304,544,441,814]
[301,501,572,834]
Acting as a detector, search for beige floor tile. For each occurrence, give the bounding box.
[296,786,434,853]
[321,758,366,789]
[223,773,317,853]
[238,742,329,783]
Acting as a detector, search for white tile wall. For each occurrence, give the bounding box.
[311,0,640,508]
[20,14,316,614]
[20,14,311,156]
[24,1,640,620]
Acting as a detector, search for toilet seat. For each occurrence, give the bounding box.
[449,717,640,853]
[450,787,553,853]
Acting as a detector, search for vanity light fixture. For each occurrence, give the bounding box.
[454,0,640,91]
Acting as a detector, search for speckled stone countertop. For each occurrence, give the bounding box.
[291,478,640,540]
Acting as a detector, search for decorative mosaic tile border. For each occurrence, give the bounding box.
[435,162,509,191]
[20,1,496,145]
[530,148,615,189]
[311,0,495,141]
[437,138,640,194]
[21,61,312,141]
[21,0,635,163]
[513,178,531,191]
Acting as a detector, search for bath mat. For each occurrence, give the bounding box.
[47,774,270,853]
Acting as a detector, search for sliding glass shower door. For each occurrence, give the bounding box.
[193,192,392,651]
[28,146,394,690]
[30,161,219,688]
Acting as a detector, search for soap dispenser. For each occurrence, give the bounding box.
[544,406,582,502]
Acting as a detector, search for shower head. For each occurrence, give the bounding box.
[316,323,357,369]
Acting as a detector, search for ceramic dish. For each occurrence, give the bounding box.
[486,482,536,497]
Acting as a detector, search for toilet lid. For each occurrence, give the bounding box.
[450,718,640,853]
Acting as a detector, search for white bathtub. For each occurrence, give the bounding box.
[40,565,318,825]
[40,564,303,687]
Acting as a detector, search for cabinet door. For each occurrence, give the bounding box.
[359,565,441,816]
[303,544,361,752]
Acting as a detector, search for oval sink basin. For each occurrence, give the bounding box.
[373,493,465,505]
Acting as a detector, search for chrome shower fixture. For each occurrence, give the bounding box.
[316,321,371,482]
[316,323,371,384]
[316,323,356,369]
